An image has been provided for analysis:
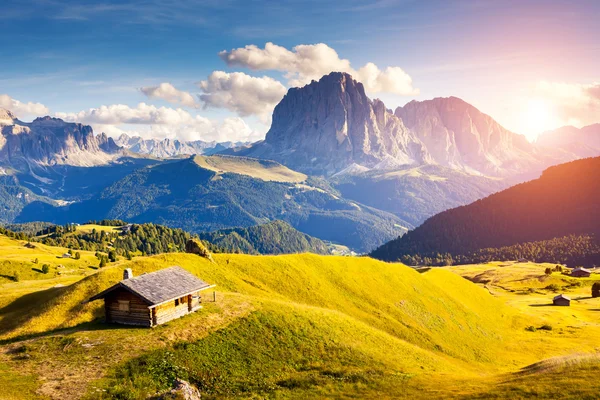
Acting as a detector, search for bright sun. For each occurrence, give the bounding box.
[521,98,558,141]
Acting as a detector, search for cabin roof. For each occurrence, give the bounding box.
[89,266,212,306]
[573,267,591,273]
[553,294,570,301]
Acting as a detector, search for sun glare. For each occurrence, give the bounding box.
[521,98,558,141]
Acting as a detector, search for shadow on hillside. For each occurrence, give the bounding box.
[528,304,555,307]
[0,286,67,337]
[0,319,147,346]
[0,274,18,282]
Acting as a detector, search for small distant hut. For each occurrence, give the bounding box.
[571,267,591,278]
[62,253,72,258]
[553,294,571,306]
[88,267,214,327]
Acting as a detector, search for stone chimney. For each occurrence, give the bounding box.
[123,268,133,280]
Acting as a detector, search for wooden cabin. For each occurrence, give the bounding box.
[571,267,591,278]
[553,294,571,306]
[88,267,214,327]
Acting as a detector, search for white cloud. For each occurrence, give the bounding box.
[56,103,262,142]
[197,71,286,122]
[219,42,419,95]
[0,94,50,118]
[140,83,198,108]
[534,81,600,127]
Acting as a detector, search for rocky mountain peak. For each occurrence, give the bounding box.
[234,71,429,175]
[0,108,16,125]
[394,96,536,175]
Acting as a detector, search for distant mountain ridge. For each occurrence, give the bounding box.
[371,156,600,262]
[0,109,120,168]
[115,134,246,158]
[537,124,600,153]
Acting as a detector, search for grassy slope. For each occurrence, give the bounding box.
[2,252,600,398]
[193,155,307,183]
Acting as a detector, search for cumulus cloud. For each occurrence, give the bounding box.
[197,71,286,122]
[0,94,50,118]
[56,103,262,142]
[535,81,600,127]
[219,42,419,95]
[140,83,198,108]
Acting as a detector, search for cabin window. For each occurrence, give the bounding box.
[175,298,180,306]
[118,300,130,312]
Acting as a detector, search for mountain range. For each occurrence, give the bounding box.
[226,72,583,178]
[114,134,245,158]
[1,71,599,253]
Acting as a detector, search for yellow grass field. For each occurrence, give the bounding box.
[1,235,600,399]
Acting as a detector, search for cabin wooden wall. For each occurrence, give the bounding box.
[152,294,196,325]
[105,288,152,327]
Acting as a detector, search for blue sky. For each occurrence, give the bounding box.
[1,0,599,141]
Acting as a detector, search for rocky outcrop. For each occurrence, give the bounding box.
[185,238,214,262]
[0,109,119,168]
[231,72,431,176]
[153,379,201,400]
[394,97,538,176]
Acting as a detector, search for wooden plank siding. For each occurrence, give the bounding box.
[105,288,152,327]
[150,291,203,326]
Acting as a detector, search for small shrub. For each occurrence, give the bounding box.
[592,282,600,298]
[545,283,561,292]
[525,326,537,332]
[13,272,20,282]
[74,252,81,260]
[554,265,563,272]
[41,264,50,274]
[544,267,552,276]
[539,324,553,331]
[33,258,39,264]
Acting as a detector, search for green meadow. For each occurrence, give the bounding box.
[1,234,600,399]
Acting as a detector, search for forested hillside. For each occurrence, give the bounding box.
[198,220,329,255]
[16,157,408,252]
[371,157,600,264]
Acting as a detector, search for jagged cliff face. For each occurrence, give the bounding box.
[395,97,538,176]
[0,110,118,168]
[233,72,544,177]
[114,134,242,158]
[237,72,431,176]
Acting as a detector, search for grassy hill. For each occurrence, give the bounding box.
[193,155,307,183]
[16,156,409,252]
[3,243,600,399]
[371,157,600,264]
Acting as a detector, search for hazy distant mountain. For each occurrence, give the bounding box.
[395,97,540,176]
[0,109,119,169]
[536,124,600,156]
[115,134,246,158]
[371,157,600,262]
